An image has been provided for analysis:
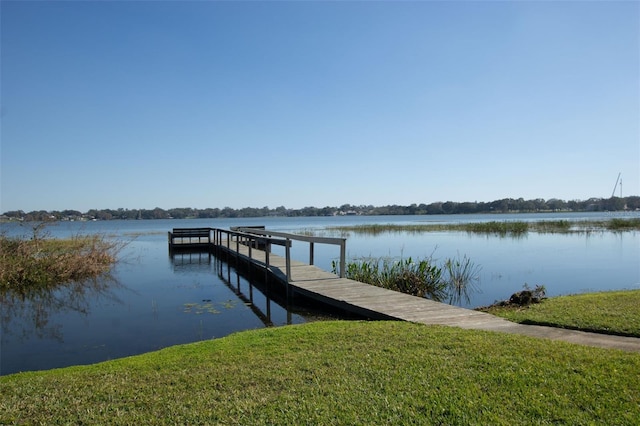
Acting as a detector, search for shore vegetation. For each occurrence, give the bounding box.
[0,225,121,293]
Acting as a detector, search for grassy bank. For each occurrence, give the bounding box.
[2,321,638,424]
[328,218,640,236]
[480,289,640,337]
[0,231,120,292]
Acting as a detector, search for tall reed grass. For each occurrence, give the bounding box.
[328,218,639,236]
[333,254,480,304]
[443,255,481,305]
[0,228,121,293]
[607,218,640,230]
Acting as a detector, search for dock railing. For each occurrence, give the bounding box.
[213,227,289,282]
[230,227,347,281]
[168,227,212,244]
[169,226,347,282]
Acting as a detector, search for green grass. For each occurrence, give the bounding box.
[481,290,640,337]
[1,321,639,425]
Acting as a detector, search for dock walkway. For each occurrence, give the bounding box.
[179,227,640,353]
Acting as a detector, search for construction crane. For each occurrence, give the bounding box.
[611,172,622,198]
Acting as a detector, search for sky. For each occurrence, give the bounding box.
[1,1,638,212]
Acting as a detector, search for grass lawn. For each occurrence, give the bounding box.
[481,289,640,337]
[2,321,639,425]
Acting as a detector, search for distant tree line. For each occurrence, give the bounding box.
[2,196,638,222]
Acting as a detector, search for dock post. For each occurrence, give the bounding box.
[247,236,253,280]
[309,242,314,265]
[285,238,291,282]
[285,239,292,305]
[235,235,240,264]
[265,246,270,284]
[339,239,346,278]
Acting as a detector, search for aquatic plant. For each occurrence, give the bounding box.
[334,257,446,300]
[326,218,640,236]
[463,221,528,236]
[333,254,480,305]
[443,254,482,305]
[534,220,571,233]
[607,218,640,231]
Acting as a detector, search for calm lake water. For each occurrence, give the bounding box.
[2,212,639,375]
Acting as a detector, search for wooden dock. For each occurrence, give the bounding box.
[215,236,521,329]
[168,228,214,252]
[171,227,640,352]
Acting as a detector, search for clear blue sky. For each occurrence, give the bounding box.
[1,1,638,212]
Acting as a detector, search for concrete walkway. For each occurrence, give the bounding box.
[441,311,640,353]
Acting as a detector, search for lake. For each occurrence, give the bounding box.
[2,212,639,375]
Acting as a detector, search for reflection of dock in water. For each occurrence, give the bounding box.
[169,251,214,273]
[169,249,294,327]
[215,255,281,327]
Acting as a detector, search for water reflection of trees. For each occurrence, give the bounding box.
[0,274,124,342]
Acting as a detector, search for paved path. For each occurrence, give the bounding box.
[218,241,640,353]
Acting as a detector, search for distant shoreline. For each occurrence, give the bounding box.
[2,196,639,222]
